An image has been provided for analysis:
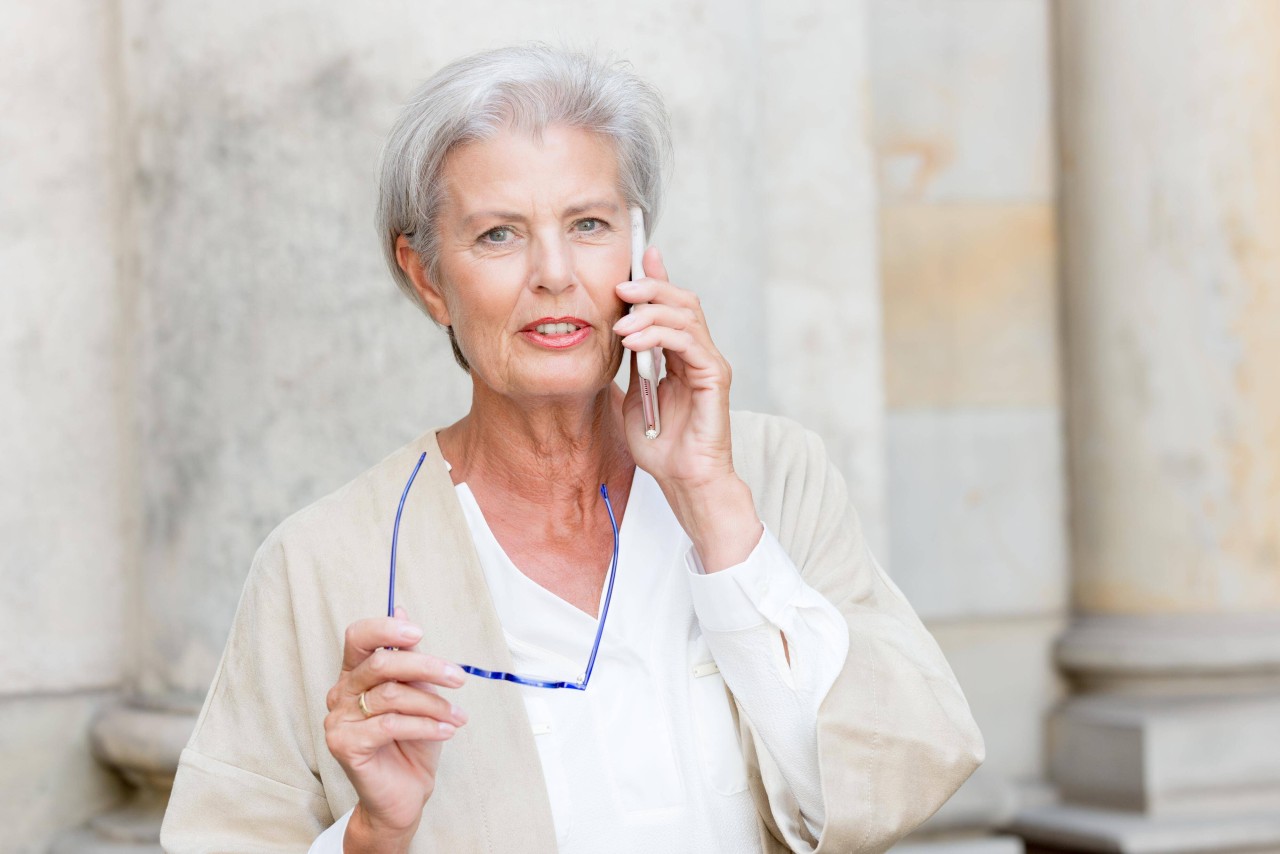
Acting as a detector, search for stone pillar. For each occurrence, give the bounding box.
[760,0,888,556]
[871,2,1068,851]
[0,1,133,851]
[1014,2,1280,851]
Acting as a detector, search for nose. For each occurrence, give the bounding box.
[528,232,576,295]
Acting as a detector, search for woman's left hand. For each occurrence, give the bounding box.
[613,247,762,571]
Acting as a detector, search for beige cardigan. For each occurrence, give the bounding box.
[161,411,984,853]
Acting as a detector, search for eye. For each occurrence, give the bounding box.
[481,226,514,244]
[574,218,606,233]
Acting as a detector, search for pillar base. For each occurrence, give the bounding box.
[52,700,196,853]
[1014,615,1280,853]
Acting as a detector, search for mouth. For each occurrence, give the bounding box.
[520,316,591,350]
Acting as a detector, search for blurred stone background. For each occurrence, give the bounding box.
[2,0,1278,852]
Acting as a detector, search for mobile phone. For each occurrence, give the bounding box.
[629,206,661,439]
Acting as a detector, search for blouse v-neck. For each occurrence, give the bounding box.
[449,461,649,670]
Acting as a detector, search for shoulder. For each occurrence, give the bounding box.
[729,409,831,493]
[245,430,448,595]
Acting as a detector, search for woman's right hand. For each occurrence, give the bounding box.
[324,607,468,850]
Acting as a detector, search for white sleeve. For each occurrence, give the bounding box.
[686,524,850,850]
[308,807,353,854]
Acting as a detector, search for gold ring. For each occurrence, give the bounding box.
[358,691,374,718]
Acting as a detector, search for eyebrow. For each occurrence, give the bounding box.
[460,200,620,229]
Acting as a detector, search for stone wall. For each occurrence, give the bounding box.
[870,0,1068,838]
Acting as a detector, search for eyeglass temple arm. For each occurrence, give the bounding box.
[388,452,428,618]
[577,483,620,689]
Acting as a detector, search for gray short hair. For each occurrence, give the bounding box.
[376,44,673,368]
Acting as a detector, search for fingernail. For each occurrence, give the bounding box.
[438,722,456,737]
[618,280,640,293]
[399,624,423,641]
[451,704,468,724]
[444,664,465,686]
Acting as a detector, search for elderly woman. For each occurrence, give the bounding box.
[161,45,983,854]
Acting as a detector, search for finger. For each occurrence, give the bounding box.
[341,617,424,671]
[615,275,699,311]
[334,712,459,758]
[348,647,466,695]
[621,326,698,361]
[612,303,701,338]
[359,680,468,727]
[642,245,668,282]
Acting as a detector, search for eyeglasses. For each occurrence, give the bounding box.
[388,451,620,690]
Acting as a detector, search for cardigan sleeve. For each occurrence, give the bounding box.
[732,414,985,854]
[160,528,335,853]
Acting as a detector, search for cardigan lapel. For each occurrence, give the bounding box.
[393,429,559,853]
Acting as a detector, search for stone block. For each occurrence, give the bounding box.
[881,203,1061,409]
[869,0,1054,202]
[1048,693,1280,817]
[0,691,126,854]
[887,409,1069,619]
[0,0,126,695]
[930,614,1069,783]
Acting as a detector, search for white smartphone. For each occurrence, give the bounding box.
[629,205,661,439]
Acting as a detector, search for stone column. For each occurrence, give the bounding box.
[1014,2,1280,851]
[759,0,889,555]
[872,2,1068,851]
[0,2,132,851]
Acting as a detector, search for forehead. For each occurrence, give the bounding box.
[440,124,624,215]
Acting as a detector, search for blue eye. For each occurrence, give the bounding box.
[482,227,513,244]
[575,218,605,233]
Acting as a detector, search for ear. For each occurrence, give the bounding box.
[395,235,451,327]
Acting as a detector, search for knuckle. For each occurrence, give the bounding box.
[378,714,398,737]
[368,649,388,673]
[344,624,360,649]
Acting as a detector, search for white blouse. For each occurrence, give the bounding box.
[312,463,850,853]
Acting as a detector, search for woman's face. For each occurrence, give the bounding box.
[421,124,632,401]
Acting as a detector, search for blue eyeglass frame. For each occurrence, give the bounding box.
[387,451,620,691]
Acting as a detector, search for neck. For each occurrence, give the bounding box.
[439,381,633,508]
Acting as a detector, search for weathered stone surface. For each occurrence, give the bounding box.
[870,0,1054,203]
[887,410,1069,619]
[1047,692,1280,816]
[880,204,1060,409]
[0,691,126,854]
[0,0,127,696]
[760,0,888,557]
[1056,614,1280,695]
[1058,0,1280,615]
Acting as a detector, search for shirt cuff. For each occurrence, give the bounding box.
[308,807,352,854]
[685,523,807,633]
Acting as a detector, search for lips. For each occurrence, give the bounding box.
[519,316,592,350]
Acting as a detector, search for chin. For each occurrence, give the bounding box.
[523,361,619,400]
